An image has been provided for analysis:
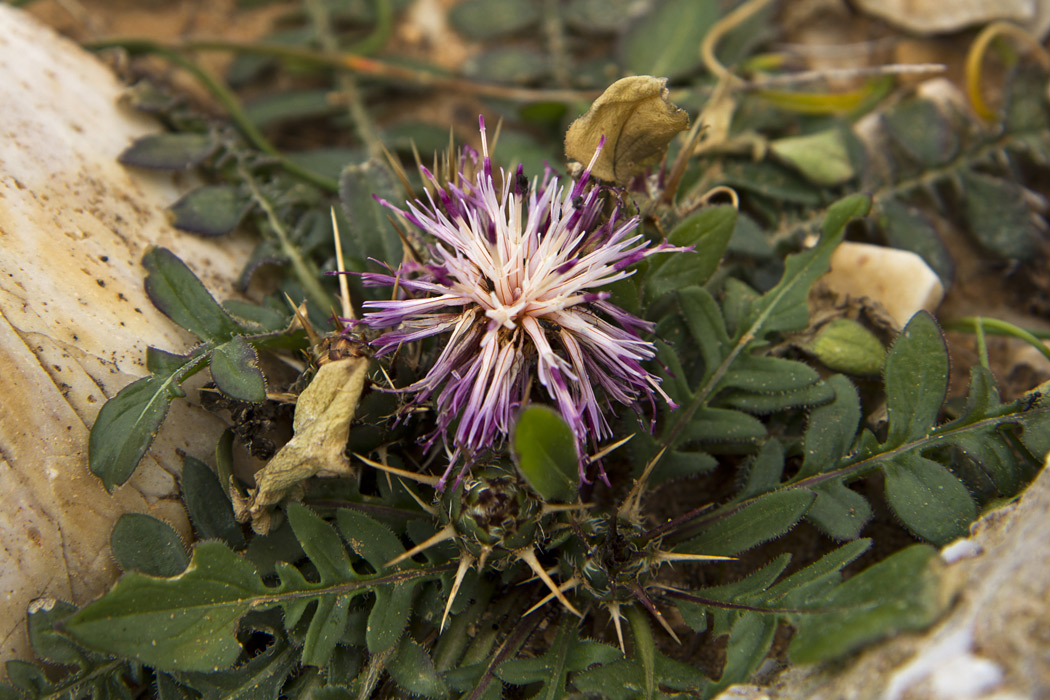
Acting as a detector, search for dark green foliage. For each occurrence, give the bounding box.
[119,133,218,170]
[64,505,443,673]
[71,16,1050,699]
[110,513,190,577]
[169,186,253,237]
[88,247,300,490]
[619,0,719,79]
[181,456,247,548]
[512,405,579,502]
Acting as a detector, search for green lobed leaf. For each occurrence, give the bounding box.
[676,286,730,385]
[883,453,976,545]
[681,407,767,444]
[620,0,720,79]
[804,480,873,541]
[89,372,191,491]
[511,405,579,503]
[243,88,340,129]
[707,613,777,697]
[572,648,707,698]
[715,160,821,206]
[110,513,190,577]
[175,614,297,700]
[718,380,835,415]
[680,489,815,556]
[796,374,861,479]
[748,194,869,337]
[143,247,245,342]
[764,539,872,607]
[676,555,792,635]
[884,311,949,447]
[118,132,217,170]
[65,542,269,672]
[169,185,252,237]
[736,439,785,501]
[789,545,945,663]
[388,637,449,698]
[181,456,246,549]
[463,47,550,84]
[646,206,738,300]
[719,354,821,394]
[209,336,267,403]
[497,618,621,698]
[285,503,355,583]
[147,346,195,375]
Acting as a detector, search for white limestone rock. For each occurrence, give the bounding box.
[0,5,253,665]
[822,241,945,329]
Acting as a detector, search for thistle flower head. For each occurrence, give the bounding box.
[359,116,680,489]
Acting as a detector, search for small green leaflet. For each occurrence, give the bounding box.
[512,405,579,503]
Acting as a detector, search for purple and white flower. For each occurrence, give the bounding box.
[358,117,680,488]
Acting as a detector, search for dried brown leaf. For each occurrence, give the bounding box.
[565,76,689,184]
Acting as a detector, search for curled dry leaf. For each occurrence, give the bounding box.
[565,75,689,184]
[234,353,370,533]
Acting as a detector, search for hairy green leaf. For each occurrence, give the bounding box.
[797,374,861,479]
[512,405,578,503]
[884,311,949,446]
[681,407,766,444]
[26,599,84,667]
[647,206,738,300]
[961,169,1038,259]
[877,198,954,288]
[749,194,869,337]
[143,247,245,342]
[736,439,785,501]
[719,380,835,415]
[789,545,945,663]
[448,0,538,39]
[883,453,976,545]
[89,370,194,491]
[338,160,405,275]
[770,129,855,186]
[65,542,268,672]
[719,355,821,396]
[804,480,872,540]
[110,513,189,577]
[388,637,449,698]
[707,613,776,697]
[802,318,886,376]
[681,490,814,556]
[181,456,246,549]
[497,619,620,698]
[209,336,267,403]
[119,132,217,170]
[169,186,252,237]
[883,98,958,167]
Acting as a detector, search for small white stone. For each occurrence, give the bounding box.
[940,537,984,564]
[822,242,945,329]
[929,653,1004,699]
